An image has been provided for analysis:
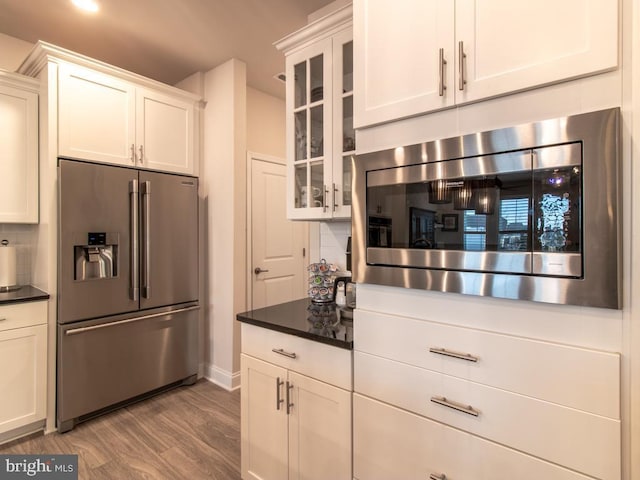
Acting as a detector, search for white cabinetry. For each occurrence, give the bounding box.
[0,301,47,441]
[354,0,618,128]
[276,5,354,220]
[241,323,352,480]
[58,63,195,175]
[0,72,39,224]
[353,310,621,480]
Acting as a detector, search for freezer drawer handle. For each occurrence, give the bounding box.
[64,305,200,336]
[430,396,479,417]
[271,348,297,359]
[429,347,478,363]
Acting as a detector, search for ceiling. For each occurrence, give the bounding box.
[0,0,335,98]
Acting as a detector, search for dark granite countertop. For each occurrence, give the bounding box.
[237,298,353,350]
[0,285,50,305]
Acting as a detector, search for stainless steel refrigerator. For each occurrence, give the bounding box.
[57,159,199,433]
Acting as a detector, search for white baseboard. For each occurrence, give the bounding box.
[204,363,241,391]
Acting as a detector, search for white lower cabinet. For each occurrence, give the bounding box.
[240,323,352,480]
[354,394,593,480]
[0,301,47,440]
[353,309,622,480]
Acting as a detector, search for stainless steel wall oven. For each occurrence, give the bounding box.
[352,108,620,309]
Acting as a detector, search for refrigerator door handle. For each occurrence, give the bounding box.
[130,179,139,301]
[142,180,151,299]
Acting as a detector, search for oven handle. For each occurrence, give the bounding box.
[64,305,200,336]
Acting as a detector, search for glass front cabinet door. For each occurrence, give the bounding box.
[279,7,353,220]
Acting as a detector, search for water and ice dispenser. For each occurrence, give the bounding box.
[73,232,118,280]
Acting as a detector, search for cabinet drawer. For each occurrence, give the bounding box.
[354,310,619,418]
[0,301,47,333]
[241,323,352,390]
[355,352,619,480]
[354,393,593,480]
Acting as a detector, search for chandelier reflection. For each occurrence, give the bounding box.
[428,179,452,204]
[453,180,473,210]
[474,177,501,215]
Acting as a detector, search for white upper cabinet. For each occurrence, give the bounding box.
[58,63,196,175]
[354,0,455,127]
[354,0,618,128]
[0,72,39,224]
[276,5,354,220]
[58,63,136,166]
[136,88,194,174]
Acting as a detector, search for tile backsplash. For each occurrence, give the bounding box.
[319,221,352,273]
[0,224,37,286]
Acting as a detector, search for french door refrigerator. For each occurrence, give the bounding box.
[57,159,199,432]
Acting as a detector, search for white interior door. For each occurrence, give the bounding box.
[249,154,308,309]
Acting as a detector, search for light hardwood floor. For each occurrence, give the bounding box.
[0,380,241,479]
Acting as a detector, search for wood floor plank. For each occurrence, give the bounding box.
[0,379,241,479]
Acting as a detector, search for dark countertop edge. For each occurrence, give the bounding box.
[0,286,50,306]
[237,307,353,351]
[238,315,353,350]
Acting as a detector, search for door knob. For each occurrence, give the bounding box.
[254,267,269,275]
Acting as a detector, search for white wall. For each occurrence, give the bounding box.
[199,59,247,390]
[0,33,32,71]
[246,86,286,158]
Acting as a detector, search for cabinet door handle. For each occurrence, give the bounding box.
[430,474,447,480]
[333,183,338,212]
[429,347,478,363]
[272,348,297,359]
[138,144,144,163]
[431,396,479,417]
[323,185,329,212]
[438,48,447,97]
[458,41,467,91]
[130,144,136,163]
[0,318,6,322]
[286,381,294,414]
[276,377,284,410]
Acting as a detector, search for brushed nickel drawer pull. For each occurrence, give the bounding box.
[276,377,284,410]
[430,474,447,480]
[431,396,479,417]
[272,348,297,359]
[429,347,478,363]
